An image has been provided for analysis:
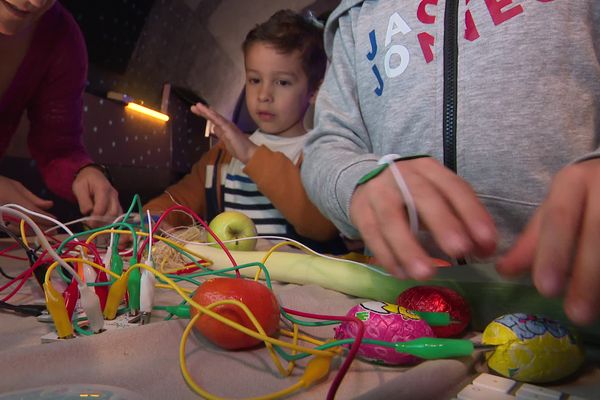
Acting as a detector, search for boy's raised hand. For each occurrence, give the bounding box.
[497,157,600,326]
[349,157,497,280]
[191,102,257,164]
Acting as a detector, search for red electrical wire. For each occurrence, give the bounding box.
[0,236,102,302]
[0,243,29,261]
[1,253,49,302]
[282,307,365,400]
[135,205,240,278]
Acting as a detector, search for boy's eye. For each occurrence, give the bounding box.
[248,78,260,84]
[276,80,291,86]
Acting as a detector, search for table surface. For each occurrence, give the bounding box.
[0,240,599,400]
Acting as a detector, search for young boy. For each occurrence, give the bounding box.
[144,10,344,252]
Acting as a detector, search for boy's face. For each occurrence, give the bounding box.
[244,42,316,138]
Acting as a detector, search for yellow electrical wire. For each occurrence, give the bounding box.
[19,219,29,248]
[44,257,120,285]
[255,241,307,281]
[42,234,336,398]
[83,229,213,268]
[286,323,300,376]
[42,255,310,380]
[180,313,306,400]
[280,329,327,347]
[279,330,344,356]
[116,263,336,358]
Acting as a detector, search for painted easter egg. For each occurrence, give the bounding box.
[482,313,585,383]
[396,285,470,337]
[334,301,435,365]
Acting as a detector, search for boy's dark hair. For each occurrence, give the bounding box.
[242,9,326,91]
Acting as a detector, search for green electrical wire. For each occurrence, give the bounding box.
[274,337,475,363]
[54,221,139,285]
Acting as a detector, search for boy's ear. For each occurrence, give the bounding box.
[309,79,323,105]
[309,89,319,105]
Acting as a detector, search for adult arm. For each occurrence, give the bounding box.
[301,9,381,240]
[26,15,121,223]
[302,8,496,279]
[26,17,91,203]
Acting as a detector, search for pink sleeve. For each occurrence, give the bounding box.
[26,15,92,202]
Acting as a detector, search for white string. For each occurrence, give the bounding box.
[378,154,419,235]
[0,206,83,285]
[43,215,116,234]
[146,210,153,265]
[164,190,195,224]
[2,203,75,236]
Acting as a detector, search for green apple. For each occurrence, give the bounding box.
[207,211,257,251]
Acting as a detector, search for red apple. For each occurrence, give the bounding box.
[191,277,280,350]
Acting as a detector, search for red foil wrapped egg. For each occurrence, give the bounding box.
[396,285,470,337]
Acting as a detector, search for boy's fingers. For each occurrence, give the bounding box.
[191,103,229,128]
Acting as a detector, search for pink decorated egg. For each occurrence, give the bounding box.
[334,301,435,365]
[397,285,470,337]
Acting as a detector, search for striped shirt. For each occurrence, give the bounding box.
[223,130,306,236]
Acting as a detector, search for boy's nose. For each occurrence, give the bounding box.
[258,85,273,102]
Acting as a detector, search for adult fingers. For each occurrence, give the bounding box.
[532,176,584,298]
[352,179,435,280]
[107,191,123,219]
[496,210,541,277]
[72,180,94,216]
[399,167,475,259]
[563,178,600,325]
[420,162,497,256]
[90,188,110,220]
[14,181,54,211]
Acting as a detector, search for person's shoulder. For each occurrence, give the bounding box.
[324,0,368,55]
[37,2,81,38]
[31,2,85,60]
[331,0,367,17]
[327,0,369,24]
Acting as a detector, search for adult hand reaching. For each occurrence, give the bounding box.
[349,157,497,280]
[498,157,600,326]
[72,165,122,228]
[0,175,55,218]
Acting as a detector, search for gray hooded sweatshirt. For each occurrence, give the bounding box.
[302,0,600,256]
